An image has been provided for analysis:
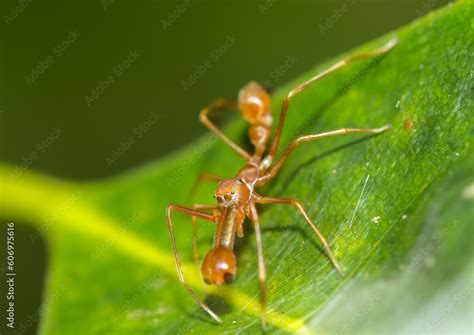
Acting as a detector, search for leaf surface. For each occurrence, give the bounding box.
[0,2,472,334]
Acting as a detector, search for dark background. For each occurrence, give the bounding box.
[0,1,450,334]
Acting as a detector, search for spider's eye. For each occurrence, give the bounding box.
[237,178,244,184]
[224,194,232,202]
[231,191,235,195]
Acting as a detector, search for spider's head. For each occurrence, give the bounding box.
[201,247,237,285]
[214,178,250,207]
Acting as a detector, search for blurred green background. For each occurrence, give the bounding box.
[0,0,450,334]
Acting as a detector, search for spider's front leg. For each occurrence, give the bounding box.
[166,204,222,323]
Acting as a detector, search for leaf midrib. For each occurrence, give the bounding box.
[0,164,311,334]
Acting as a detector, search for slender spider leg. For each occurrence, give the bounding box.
[200,98,251,160]
[248,202,267,328]
[267,38,398,158]
[257,126,390,186]
[166,204,222,323]
[252,195,343,276]
[188,173,224,200]
[191,204,220,272]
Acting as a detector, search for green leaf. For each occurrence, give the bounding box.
[1,1,472,333]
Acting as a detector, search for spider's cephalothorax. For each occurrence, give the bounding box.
[214,178,251,207]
